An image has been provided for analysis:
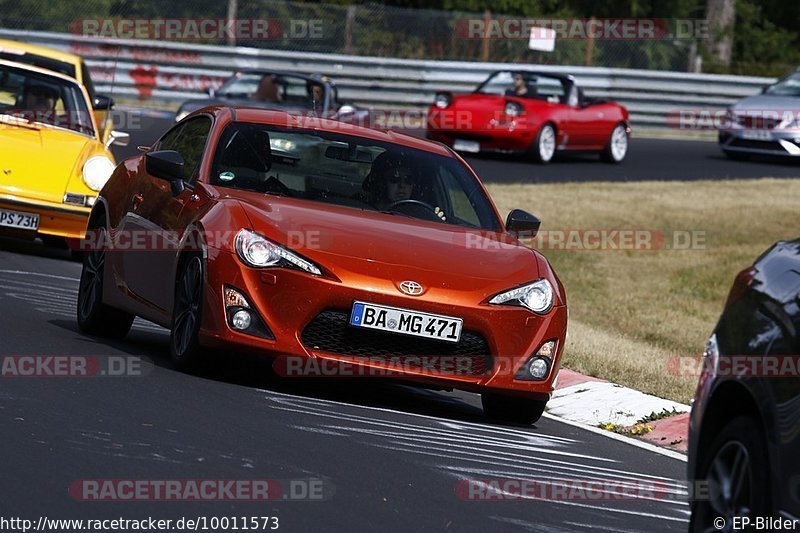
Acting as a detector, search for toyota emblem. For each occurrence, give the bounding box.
[399,280,424,296]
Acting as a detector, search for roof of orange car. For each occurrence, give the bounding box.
[198,106,454,157]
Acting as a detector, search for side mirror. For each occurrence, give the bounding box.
[505,209,541,238]
[338,104,356,115]
[105,130,130,148]
[145,150,185,195]
[93,95,115,110]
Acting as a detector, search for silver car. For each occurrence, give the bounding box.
[718,70,800,159]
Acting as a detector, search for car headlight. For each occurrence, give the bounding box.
[82,156,115,192]
[234,229,322,276]
[489,279,554,313]
[504,101,524,117]
[434,92,451,109]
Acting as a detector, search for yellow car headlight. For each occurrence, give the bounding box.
[82,156,115,192]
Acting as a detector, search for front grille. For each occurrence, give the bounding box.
[734,116,780,129]
[301,309,491,376]
[729,138,781,150]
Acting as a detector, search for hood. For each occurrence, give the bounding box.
[0,125,92,203]
[731,94,800,112]
[228,191,540,294]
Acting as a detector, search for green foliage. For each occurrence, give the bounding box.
[1,0,797,74]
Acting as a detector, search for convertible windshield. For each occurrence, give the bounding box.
[764,73,800,97]
[216,73,327,111]
[211,122,501,231]
[0,62,94,136]
[477,71,569,103]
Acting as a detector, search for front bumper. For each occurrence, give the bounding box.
[199,247,567,400]
[0,195,91,239]
[718,129,800,157]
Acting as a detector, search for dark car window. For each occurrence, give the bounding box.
[210,121,501,231]
[157,123,185,151]
[0,62,94,136]
[216,73,327,112]
[156,116,213,182]
[765,72,800,97]
[173,116,213,182]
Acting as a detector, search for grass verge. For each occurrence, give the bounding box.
[486,178,799,403]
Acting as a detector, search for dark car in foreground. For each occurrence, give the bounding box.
[427,70,630,164]
[174,70,365,123]
[77,106,568,425]
[718,69,800,160]
[688,239,800,530]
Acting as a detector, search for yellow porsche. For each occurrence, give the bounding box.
[0,38,113,137]
[0,59,128,247]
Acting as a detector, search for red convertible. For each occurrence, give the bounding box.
[427,70,631,164]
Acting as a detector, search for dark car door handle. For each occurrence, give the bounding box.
[132,193,144,211]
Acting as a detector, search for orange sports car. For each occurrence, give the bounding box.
[76,106,567,424]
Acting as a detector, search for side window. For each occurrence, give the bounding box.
[171,116,213,182]
[439,167,481,228]
[157,123,184,151]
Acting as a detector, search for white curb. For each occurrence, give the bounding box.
[547,381,691,428]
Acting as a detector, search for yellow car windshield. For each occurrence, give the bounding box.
[0,63,94,137]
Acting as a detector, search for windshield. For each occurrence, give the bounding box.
[0,63,94,136]
[477,71,569,103]
[216,73,327,112]
[765,73,800,97]
[211,122,500,231]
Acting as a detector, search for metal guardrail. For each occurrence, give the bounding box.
[0,28,777,128]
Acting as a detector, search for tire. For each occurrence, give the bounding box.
[723,149,750,161]
[601,123,629,163]
[170,255,206,371]
[76,222,134,339]
[481,393,547,425]
[531,123,557,164]
[689,416,771,532]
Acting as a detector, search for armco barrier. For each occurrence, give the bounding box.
[0,29,777,128]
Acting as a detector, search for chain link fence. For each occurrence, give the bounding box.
[1,0,700,71]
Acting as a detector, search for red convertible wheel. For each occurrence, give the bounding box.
[532,123,557,164]
[601,123,629,163]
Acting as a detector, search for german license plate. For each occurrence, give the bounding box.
[741,130,772,141]
[349,301,462,343]
[453,139,480,153]
[0,208,39,230]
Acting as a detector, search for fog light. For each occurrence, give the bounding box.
[231,310,252,330]
[528,357,549,379]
